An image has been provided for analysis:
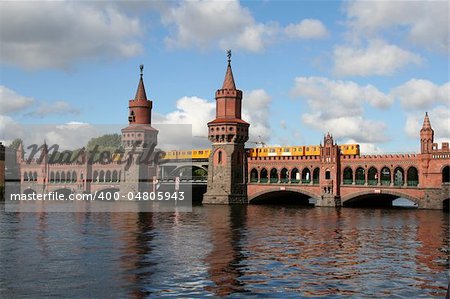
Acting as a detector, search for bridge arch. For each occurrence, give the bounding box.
[313,167,320,184]
[355,167,365,185]
[170,165,208,179]
[343,167,353,185]
[260,168,268,183]
[368,167,378,185]
[406,166,419,186]
[342,190,421,208]
[249,187,319,205]
[270,168,278,183]
[393,166,404,186]
[250,168,258,183]
[290,168,299,183]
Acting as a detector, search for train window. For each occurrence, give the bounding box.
[269,148,275,153]
[284,148,289,152]
[306,147,309,151]
[199,151,203,154]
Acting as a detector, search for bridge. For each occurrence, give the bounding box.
[4,58,449,210]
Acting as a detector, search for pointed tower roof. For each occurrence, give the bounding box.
[421,112,433,131]
[134,64,147,101]
[221,50,236,90]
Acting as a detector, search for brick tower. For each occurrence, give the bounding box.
[203,51,250,204]
[120,65,158,194]
[316,133,341,207]
[420,112,434,154]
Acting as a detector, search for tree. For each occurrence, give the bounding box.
[8,138,23,151]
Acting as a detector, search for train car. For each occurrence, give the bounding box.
[304,145,320,156]
[162,143,360,160]
[339,144,360,156]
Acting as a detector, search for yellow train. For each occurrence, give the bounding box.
[160,149,211,160]
[160,144,359,160]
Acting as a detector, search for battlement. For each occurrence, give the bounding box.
[341,153,418,160]
[431,142,449,153]
[215,89,242,97]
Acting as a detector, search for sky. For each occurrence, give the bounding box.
[0,0,449,153]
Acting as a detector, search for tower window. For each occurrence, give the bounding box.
[218,150,222,164]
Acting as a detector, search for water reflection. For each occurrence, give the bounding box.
[0,204,448,298]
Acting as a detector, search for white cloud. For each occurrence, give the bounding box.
[162,1,327,52]
[0,1,143,70]
[292,76,392,143]
[0,86,35,114]
[344,0,449,53]
[154,89,272,148]
[242,89,272,143]
[285,19,328,39]
[391,79,450,110]
[405,107,450,141]
[333,39,422,76]
[345,139,384,154]
[25,101,80,117]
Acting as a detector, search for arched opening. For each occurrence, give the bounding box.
[99,170,105,182]
[407,167,419,186]
[50,171,55,183]
[260,168,268,183]
[343,167,353,185]
[192,167,207,180]
[23,172,29,182]
[270,168,278,183]
[325,170,331,180]
[443,166,450,183]
[56,172,60,183]
[93,170,99,182]
[368,167,378,185]
[302,168,311,184]
[251,190,313,206]
[313,168,320,184]
[355,167,365,185]
[394,167,404,186]
[106,170,111,182]
[61,171,66,183]
[250,168,258,183]
[344,194,418,209]
[218,150,222,164]
[33,171,38,181]
[444,198,449,212]
[280,168,289,183]
[72,171,77,182]
[66,171,71,183]
[380,167,390,186]
[290,168,299,183]
[112,170,118,182]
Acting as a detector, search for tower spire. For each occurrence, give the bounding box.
[135,64,147,101]
[222,50,236,90]
[421,111,432,131]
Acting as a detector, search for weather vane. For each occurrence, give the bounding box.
[227,50,231,63]
[140,64,144,77]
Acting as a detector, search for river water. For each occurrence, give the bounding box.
[0,203,448,298]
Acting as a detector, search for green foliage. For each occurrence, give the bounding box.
[193,168,207,177]
[8,138,23,150]
[86,133,123,161]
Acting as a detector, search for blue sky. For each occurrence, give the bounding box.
[0,0,449,153]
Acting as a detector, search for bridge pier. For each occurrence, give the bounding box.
[315,194,341,207]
